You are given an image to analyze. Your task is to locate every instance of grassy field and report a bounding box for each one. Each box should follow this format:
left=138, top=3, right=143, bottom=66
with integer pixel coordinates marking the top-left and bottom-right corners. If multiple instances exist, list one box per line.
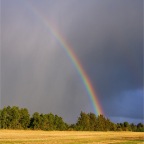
left=0, top=130, right=144, bottom=144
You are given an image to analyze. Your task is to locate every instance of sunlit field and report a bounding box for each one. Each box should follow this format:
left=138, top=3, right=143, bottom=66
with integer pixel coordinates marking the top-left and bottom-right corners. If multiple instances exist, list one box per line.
left=0, top=130, right=144, bottom=144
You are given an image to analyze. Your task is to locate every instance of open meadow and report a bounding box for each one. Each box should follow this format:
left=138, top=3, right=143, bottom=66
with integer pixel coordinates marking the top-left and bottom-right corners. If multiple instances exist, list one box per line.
left=0, top=130, right=143, bottom=144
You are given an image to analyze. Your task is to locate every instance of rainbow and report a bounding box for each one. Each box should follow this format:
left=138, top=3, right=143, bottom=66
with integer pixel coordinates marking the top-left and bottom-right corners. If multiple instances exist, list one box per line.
left=29, top=4, right=104, bottom=115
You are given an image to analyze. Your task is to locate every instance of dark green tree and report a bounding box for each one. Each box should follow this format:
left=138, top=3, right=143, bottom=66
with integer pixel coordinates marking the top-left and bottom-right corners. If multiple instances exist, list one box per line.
left=39, top=114, right=49, bottom=130
left=10, top=106, right=20, bottom=129
left=0, top=106, right=143, bottom=132
left=19, top=108, right=30, bottom=129
left=76, top=111, right=90, bottom=131
left=137, top=123, right=144, bottom=132
left=0, top=106, right=13, bottom=129
left=95, top=115, right=106, bottom=131
left=54, top=115, right=67, bottom=130
left=88, top=113, right=97, bottom=131
left=123, top=122, right=131, bottom=131
left=47, top=113, right=55, bottom=130
left=0, top=107, right=8, bottom=129
left=30, top=112, right=41, bottom=130
left=130, top=123, right=137, bottom=131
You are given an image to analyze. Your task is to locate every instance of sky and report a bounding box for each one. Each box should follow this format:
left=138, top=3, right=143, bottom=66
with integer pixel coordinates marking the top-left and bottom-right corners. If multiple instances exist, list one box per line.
left=1, top=0, right=143, bottom=124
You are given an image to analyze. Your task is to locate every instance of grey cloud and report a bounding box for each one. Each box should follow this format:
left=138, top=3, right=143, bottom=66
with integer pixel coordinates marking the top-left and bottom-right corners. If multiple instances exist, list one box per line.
left=1, top=0, right=143, bottom=123
left=48, top=0, right=143, bottom=119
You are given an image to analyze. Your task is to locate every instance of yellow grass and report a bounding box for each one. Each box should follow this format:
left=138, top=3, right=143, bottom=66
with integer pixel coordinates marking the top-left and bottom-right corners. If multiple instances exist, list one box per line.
left=0, top=130, right=143, bottom=144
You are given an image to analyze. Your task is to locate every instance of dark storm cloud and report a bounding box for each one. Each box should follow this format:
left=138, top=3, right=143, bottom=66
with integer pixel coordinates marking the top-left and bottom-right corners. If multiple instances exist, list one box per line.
left=1, top=0, right=143, bottom=123
left=47, top=0, right=143, bottom=120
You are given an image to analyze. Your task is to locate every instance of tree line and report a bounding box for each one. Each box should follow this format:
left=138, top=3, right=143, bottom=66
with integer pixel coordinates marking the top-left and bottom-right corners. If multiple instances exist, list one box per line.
left=0, top=106, right=143, bottom=131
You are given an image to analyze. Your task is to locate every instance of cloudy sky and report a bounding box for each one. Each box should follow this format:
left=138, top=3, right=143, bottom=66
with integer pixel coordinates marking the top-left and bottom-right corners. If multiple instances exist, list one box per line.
left=1, top=0, right=143, bottom=124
